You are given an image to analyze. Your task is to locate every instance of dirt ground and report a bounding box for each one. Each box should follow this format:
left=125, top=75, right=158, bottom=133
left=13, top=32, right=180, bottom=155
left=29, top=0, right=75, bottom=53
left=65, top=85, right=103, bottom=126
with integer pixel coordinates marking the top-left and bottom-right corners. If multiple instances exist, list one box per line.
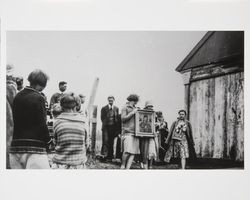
left=86, top=159, right=179, bottom=169
left=86, top=158, right=243, bottom=170
left=48, top=154, right=243, bottom=169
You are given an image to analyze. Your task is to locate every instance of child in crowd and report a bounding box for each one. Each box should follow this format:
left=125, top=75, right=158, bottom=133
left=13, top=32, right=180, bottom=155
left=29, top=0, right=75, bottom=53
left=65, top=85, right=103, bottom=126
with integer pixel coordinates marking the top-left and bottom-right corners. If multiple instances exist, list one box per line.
left=52, top=92, right=89, bottom=169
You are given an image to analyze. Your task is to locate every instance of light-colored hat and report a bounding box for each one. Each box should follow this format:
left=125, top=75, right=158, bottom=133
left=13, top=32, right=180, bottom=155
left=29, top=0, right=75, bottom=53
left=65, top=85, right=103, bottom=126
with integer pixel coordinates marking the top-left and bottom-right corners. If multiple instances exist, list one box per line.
left=6, top=64, right=14, bottom=76
left=145, top=100, right=153, bottom=108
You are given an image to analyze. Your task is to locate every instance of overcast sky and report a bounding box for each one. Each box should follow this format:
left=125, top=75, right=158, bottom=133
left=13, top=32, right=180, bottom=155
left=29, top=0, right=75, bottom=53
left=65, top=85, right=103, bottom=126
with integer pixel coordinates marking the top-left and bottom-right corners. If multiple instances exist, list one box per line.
left=7, top=31, right=206, bottom=129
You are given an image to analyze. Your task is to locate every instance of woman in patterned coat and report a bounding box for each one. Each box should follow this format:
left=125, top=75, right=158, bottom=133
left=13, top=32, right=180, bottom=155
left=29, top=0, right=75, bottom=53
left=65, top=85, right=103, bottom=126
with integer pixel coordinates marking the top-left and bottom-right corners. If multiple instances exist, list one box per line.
left=164, top=110, right=196, bottom=169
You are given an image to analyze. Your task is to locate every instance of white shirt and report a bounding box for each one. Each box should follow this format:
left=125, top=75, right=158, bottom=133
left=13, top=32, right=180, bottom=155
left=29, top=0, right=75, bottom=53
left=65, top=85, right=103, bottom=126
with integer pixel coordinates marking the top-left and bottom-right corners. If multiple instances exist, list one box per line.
left=108, top=104, right=113, bottom=110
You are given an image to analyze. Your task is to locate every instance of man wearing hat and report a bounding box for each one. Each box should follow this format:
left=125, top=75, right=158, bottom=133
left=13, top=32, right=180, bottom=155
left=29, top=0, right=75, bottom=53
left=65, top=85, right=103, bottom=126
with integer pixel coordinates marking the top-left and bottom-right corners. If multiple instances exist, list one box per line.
left=100, top=96, right=119, bottom=161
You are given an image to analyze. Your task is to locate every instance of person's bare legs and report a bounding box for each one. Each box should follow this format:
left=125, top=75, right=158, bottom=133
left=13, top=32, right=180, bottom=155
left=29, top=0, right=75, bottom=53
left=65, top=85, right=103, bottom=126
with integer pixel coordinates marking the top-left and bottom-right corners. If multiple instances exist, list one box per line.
left=181, top=158, right=186, bottom=169
left=121, top=152, right=129, bottom=169
left=149, top=158, right=154, bottom=169
left=143, top=163, right=148, bottom=169
left=126, top=154, right=135, bottom=169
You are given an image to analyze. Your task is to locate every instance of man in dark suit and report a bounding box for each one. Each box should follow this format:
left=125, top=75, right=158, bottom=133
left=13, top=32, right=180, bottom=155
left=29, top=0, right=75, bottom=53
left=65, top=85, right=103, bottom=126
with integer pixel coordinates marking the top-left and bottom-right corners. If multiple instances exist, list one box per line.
left=101, top=96, right=119, bottom=161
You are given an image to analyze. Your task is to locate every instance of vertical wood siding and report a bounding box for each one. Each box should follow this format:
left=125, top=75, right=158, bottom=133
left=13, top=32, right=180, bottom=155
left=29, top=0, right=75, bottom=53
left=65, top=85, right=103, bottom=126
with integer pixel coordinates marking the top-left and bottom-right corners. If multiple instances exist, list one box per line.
left=189, top=72, right=244, bottom=161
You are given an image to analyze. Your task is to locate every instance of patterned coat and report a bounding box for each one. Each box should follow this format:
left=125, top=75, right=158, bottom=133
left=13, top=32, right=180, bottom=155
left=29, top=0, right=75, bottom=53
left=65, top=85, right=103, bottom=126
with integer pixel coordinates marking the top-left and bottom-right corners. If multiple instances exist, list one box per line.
left=165, top=119, right=196, bottom=161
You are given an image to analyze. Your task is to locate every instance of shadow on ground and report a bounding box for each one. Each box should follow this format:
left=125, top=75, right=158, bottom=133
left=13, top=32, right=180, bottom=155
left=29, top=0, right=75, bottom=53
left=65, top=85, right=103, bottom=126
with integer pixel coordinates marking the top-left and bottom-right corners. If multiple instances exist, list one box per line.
left=86, top=157, right=244, bottom=170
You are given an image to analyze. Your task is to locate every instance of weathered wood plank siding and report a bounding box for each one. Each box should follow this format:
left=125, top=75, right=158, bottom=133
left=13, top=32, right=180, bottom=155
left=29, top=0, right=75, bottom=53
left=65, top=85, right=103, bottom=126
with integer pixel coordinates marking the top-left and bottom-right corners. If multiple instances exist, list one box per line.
left=189, top=72, right=244, bottom=161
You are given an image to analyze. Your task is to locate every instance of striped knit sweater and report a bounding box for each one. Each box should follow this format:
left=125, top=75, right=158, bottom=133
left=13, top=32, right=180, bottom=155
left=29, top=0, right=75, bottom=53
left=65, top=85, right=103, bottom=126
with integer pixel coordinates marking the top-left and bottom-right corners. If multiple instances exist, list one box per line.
left=52, top=112, right=88, bottom=166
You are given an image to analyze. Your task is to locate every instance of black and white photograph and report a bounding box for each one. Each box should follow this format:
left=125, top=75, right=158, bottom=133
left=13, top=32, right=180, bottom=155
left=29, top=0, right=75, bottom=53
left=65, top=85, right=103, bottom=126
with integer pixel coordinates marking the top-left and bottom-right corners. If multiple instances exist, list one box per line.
left=1, top=1, right=250, bottom=200
left=6, top=31, right=244, bottom=170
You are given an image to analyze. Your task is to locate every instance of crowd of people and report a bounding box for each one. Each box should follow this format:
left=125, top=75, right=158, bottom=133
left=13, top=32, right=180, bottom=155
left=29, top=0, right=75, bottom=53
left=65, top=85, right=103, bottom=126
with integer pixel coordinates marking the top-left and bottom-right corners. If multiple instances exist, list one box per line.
left=6, top=67, right=196, bottom=170
left=101, top=95, right=196, bottom=169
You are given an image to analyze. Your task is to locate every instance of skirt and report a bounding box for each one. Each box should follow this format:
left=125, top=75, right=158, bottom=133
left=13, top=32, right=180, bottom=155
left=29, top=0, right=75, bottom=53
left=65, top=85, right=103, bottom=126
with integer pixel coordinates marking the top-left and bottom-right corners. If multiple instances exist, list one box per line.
left=121, top=133, right=140, bottom=155
left=164, top=135, right=189, bottom=162
left=140, top=137, right=157, bottom=162
left=148, top=138, right=157, bottom=160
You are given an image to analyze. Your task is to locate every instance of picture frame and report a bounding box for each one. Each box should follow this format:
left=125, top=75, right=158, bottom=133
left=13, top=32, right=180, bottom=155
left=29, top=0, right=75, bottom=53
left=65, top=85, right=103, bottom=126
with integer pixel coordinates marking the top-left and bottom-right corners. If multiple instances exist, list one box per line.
left=135, top=109, right=155, bottom=137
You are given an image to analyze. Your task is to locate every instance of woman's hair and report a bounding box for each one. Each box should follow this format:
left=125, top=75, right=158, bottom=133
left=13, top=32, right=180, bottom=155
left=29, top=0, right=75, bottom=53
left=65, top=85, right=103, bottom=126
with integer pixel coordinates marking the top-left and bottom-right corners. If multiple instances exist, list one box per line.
left=127, top=94, right=139, bottom=102
left=60, top=92, right=78, bottom=109
left=59, top=81, right=67, bottom=86
left=75, top=95, right=82, bottom=112
left=178, top=109, right=187, bottom=115
left=28, top=69, right=49, bottom=87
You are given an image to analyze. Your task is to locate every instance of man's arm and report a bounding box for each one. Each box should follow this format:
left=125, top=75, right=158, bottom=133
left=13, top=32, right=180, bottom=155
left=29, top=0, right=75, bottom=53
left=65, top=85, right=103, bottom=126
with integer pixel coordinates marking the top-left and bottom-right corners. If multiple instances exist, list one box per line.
left=100, top=106, right=106, bottom=123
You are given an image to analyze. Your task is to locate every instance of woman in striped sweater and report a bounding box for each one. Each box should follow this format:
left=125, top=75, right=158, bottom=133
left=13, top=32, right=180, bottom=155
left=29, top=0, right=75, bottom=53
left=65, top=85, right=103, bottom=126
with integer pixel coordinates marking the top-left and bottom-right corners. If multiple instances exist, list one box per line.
left=52, top=92, right=89, bottom=169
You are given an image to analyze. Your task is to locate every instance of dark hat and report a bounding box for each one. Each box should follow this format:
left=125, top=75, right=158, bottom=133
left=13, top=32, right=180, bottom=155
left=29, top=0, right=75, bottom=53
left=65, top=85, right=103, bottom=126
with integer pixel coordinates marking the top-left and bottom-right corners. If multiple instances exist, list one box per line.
left=127, top=94, right=139, bottom=102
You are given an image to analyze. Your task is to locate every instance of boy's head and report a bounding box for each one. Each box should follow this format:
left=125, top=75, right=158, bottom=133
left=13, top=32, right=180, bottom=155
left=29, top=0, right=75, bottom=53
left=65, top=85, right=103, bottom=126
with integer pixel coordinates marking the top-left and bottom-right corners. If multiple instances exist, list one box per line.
left=60, top=92, right=77, bottom=110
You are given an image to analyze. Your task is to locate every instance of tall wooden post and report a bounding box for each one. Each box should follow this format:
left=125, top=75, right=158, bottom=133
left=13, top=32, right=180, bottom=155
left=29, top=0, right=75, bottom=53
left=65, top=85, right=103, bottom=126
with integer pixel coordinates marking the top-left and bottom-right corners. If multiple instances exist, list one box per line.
left=89, top=105, right=97, bottom=158
left=87, top=78, right=99, bottom=163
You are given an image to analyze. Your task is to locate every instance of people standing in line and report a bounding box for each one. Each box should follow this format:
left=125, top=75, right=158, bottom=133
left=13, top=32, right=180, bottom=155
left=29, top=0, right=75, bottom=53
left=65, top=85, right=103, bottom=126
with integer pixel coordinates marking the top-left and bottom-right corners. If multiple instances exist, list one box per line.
left=164, top=110, right=196, bottom=169
left=49, top=81, right=67, bottom=110
left=155, top=111, right=169, bottom=162
left=100, top=96, right=119, bottom=161
left=9, top=69, right=52, bottom=169
left=139, top=101, right=158, bottom=169
left=120, top=94, right=140, bottom=169
left=52, top=92, right=89, bottom=169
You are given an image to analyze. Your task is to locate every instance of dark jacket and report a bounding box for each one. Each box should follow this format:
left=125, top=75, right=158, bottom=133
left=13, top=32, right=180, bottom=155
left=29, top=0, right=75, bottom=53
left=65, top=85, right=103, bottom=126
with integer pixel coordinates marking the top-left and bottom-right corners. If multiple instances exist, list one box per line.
left=101, top=105, right=119, bottom=130
left=9, top=87, right=50, bottom=154
left=165, top=119, right=196, bottom=159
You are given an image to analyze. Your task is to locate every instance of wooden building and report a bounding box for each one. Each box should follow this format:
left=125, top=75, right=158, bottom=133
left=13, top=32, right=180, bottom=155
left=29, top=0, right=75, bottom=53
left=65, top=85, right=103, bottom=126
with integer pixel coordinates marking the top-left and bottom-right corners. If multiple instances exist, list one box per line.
left=176, top=31, right=244, bottom=162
